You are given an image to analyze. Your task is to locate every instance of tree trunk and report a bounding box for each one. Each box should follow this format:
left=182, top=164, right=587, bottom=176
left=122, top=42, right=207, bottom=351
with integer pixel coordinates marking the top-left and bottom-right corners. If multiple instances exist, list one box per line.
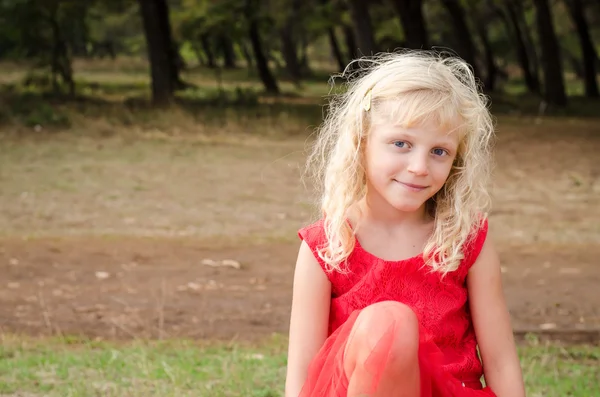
left=533, top=0, right=567, bottom=106
left=318, top=0, right=346, bottom=70
left=240, top=40, right=254, bottom=68
left=299, top=27, right=311, bottom=75
left=172, top=41, right=187, bottom=81
left=514, top=1, right=541, bottom=93
left=440, top=0, right=479, bottom=78
left=246, top=0, right=279, bottom=94
left=347, top=0, right=377, bottom=56
left=328, top=27, right=346, bottom=71
left=200, top=34, right=216, bottom=68
left=280, top=0, right=303, bottom=82
left=390, top=0, right=429, bottom=49
left=564, top=0, right=599, bottom=97
left=500, top=2, right=540, bottom=93
left=153, top=0, right=184, bottom=90
left=475, top=19, right=497, bottom=92
left=343, top=24, right=358, bottom=60
left=139, top=0, right=176, bottom=105
left=220, top=34, right=237, bottom=69
left=280, top=33, right=300, bottom=82
left=48, top=3, right=74, bottom=96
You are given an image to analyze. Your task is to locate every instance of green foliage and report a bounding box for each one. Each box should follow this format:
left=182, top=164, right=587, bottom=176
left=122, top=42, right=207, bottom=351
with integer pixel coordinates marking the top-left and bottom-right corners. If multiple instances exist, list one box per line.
left=87, top=1, right=144, bottom=56
left=0, top=0, right=84, bottom=94
left=173, top=0, right=246, bottom=49
left=19, top=101, right=71, bottom=128
left=1, top=87, right=71, bottom=128
left=0, top=0, right=82, bottom=57
left=0, top=0, right=598, bottom=102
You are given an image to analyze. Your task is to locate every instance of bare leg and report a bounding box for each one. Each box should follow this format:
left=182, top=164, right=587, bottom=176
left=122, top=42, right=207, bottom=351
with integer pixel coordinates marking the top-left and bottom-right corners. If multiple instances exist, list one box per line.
left=343, top=301, right=420, bottom=397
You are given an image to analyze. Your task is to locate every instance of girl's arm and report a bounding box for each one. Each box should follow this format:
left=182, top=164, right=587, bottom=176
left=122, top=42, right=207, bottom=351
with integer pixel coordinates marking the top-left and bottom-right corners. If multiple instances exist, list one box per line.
left=285, top=241, right=331, bottom=397
left=467, top=235, right=526, bottom=397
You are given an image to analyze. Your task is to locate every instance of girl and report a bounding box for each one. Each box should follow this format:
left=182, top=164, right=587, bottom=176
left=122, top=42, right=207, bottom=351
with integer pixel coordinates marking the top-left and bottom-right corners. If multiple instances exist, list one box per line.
left=285, top=51, right=526, bottom=397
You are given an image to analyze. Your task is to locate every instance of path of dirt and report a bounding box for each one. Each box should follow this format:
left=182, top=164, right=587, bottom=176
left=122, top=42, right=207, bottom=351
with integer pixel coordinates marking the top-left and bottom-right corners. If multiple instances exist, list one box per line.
left=1, top=236, right=598, bottom=344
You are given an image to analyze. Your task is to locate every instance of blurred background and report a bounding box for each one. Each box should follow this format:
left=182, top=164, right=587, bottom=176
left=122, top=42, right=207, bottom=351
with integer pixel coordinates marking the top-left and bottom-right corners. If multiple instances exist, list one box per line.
left=0, top=0, right=598, bottom=396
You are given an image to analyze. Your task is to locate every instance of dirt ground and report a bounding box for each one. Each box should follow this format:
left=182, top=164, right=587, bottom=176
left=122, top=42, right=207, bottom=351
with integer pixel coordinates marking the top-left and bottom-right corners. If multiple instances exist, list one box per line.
left=0, top=117, right=599, bottom=344
left=1, top=237, right=599, bottom=344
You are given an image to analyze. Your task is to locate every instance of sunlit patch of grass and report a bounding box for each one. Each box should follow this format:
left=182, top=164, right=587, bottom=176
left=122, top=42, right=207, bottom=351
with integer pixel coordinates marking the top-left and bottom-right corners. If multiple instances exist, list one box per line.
left=519, top=335, right=600, bottom=396
left=0, top=334, right=289, bottom=397
left=0, top=333, right=597, bottom=396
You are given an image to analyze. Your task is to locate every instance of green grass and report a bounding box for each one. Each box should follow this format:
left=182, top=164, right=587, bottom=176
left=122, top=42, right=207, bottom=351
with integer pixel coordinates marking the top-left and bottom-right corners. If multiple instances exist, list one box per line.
left=0, top=335, right=598, bottom=396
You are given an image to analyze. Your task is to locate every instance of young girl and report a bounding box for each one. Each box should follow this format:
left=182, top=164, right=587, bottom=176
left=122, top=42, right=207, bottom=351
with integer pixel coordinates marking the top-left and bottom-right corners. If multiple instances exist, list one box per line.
left=285, top=51, right=526, bottom=397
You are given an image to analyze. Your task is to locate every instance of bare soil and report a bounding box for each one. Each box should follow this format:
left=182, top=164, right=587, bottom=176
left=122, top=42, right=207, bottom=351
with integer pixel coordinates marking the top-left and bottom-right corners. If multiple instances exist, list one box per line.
left=0, top=116, right=598, bottom=344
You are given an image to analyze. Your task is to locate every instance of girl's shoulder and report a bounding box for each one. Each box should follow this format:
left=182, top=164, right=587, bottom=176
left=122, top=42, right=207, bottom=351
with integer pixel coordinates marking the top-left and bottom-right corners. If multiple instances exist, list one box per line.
left=297, top=218, right=327, bottom=247
left=460, top=217, right=489, bottom=272
left=297, top=218, right=329, bottom=271
left=297, top=218, right=363, bottom=293
left=297, top=218, right=351, bottom=275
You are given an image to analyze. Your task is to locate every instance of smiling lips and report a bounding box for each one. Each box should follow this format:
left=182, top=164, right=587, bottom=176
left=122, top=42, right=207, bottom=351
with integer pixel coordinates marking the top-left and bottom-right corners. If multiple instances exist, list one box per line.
left=395, top=180, right=428, bottom=192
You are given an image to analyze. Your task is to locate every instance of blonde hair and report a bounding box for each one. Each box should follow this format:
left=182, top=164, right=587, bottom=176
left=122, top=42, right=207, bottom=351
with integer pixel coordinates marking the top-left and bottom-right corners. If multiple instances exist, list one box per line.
left=306, top=50, right=494, bottom=275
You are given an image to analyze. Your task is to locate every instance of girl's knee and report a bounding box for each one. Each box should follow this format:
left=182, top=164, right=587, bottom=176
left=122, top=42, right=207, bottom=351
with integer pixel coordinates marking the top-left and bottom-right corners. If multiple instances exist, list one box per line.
left=346, top=301, right=420, bottom=366
left=359, top=301, right=419, bottom=332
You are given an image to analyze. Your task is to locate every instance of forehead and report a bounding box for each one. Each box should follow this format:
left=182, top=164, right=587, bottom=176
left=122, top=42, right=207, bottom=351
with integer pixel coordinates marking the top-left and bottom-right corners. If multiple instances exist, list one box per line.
left=370, top=119, right=460, bottom=146
left=369, top=94, right=467, bottom=140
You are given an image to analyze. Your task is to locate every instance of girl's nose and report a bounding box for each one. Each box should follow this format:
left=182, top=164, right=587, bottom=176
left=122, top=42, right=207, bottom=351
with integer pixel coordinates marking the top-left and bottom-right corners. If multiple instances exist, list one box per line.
left=407, top=152, right=429, bottom=176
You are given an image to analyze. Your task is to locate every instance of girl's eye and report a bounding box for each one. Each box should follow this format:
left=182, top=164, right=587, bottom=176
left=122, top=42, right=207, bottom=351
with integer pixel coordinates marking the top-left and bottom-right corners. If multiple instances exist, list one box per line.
left=393, top=141, right=407, bottom=148
left=432, top=148, right=448, bottom=156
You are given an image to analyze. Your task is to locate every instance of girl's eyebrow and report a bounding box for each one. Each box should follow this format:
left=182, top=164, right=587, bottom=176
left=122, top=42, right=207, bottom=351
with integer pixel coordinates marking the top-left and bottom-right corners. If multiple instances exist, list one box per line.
left=435, top=138, right=458, bottom=148
left=381, top=128, right=458, bottom=147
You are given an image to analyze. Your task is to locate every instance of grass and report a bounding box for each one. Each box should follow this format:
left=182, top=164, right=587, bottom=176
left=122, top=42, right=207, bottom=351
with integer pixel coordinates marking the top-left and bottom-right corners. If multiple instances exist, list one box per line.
left=0, top=335, right=288, bottom=397
left=0, top=334, right=598, bottom=396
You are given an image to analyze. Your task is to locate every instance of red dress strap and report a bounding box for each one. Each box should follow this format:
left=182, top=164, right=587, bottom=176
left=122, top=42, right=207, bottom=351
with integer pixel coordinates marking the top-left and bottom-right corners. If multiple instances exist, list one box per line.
left=298, top=219, right=334, bottom=277
left=462, top=218, right=489, bottom=271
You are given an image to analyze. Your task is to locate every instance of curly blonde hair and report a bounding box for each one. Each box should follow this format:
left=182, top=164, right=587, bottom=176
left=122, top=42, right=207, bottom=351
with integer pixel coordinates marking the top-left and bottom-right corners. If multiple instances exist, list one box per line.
left=305, top=50, right=494, bottom=275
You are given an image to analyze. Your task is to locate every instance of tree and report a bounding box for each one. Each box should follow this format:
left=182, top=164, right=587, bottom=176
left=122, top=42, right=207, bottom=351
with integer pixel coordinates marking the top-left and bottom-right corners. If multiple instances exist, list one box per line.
left=564, top=0, right=599, bottom=97
left=496, top=1, right=540, bottom=93
left=245, top=0, right=279, bottom=94
left=219, top=34, right=237, bottom=69
left=319, top=0, right=347, bottom=71
left=46, top=0, right=76, bottom=96
left=471, top=2, right=499, bottom=91
left=440, top=0, right=480, bottom=78
left=200, top=33, right=216, bottom=68
left=347, top=0, right=377, bottom=56
left=279, top=0, right=303, bottom=83
left=138, top=0, right=179, bottom=105
left=343, top=24, right=358, bottom=60
left=0, top=0, right=80, bottom=95
left=327, top=25, right=346, bottom=71
left=390, top=0, right=429, bottom=49
left=516, top=2, right=541, bottom=90
left=533, top=0, right=567, bottom=106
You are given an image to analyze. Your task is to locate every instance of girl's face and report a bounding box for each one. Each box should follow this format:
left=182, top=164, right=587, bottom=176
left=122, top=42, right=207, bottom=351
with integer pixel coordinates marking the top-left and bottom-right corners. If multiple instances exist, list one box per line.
left=363, top=117, right=459, bottom=215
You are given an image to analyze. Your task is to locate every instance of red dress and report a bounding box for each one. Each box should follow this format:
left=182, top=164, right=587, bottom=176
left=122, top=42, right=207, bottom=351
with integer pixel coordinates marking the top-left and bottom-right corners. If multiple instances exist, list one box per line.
left=297, top=219, right=497, bottom=397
